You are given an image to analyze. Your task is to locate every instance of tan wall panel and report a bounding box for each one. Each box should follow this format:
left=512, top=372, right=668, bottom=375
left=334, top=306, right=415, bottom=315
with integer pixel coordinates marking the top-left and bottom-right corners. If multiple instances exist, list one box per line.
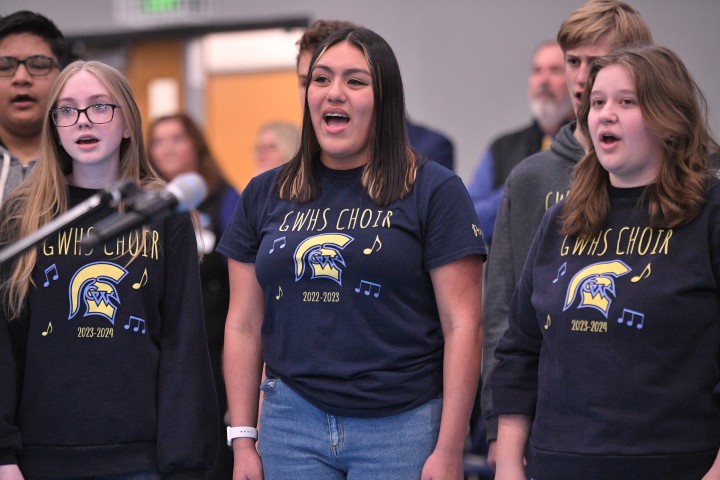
left=205, top=70, right=302, bottom=191
left=125, top=40, right=184, bottom=141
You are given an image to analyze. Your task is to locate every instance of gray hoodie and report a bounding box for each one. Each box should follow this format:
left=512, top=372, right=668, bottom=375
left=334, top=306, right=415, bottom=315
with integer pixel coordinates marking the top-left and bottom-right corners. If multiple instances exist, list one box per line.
left=480, top=121, right=584, bottom=441
left=0, top=144, right=36, bottom=206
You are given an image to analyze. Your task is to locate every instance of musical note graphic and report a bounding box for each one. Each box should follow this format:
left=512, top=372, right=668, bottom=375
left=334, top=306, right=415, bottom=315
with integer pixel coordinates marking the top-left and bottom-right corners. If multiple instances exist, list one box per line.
left=363, top=235, right=382, bottom=255
left=275, top=286, right=283, bottom=300
left=132, top=268, right=148, bottom=289
left=269, top=236, right=286, bottom=254
left=354, top=280, right=381, bottom=298
left=552, top=262, right=567, bottom=283
left=618, top=308, right=645, bottom=329
left=544, top=315, right=551, bottom=330
left=630, top=263, right=651, bottom=283
left=124, top=316, right=146, bottom=334
left=43, top=264, right=59, bottom=287
left=42, top=322, right=53, bottom=336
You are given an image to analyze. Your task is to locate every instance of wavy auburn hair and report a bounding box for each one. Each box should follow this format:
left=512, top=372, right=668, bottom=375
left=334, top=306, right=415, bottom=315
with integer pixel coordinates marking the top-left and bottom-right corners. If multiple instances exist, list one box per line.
left=563, top=45, right=719, bottom=239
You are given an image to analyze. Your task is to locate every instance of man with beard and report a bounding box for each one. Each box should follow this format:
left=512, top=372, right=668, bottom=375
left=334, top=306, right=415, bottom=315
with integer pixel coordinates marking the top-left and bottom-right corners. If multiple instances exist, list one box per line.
left=0, top=11, right=70, bottom=206
left=467, top=40, right=572, bottom=245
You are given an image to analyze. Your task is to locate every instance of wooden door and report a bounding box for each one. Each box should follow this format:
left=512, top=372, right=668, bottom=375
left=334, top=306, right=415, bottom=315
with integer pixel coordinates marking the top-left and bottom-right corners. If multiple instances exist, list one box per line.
left=125, top=39, right=184, bottom=141
left=119, top=37, right=302, bottom=192
left=204, top=69, right=302, bottom=191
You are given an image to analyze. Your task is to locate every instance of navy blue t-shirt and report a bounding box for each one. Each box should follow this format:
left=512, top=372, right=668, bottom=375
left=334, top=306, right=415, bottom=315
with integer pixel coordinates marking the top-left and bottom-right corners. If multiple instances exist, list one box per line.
left=217, top=160, right=486, bottom=417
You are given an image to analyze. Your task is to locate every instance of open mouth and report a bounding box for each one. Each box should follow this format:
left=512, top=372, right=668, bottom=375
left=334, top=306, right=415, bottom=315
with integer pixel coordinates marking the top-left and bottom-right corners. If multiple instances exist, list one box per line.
left=77, top=137, right=99, bottom=145
left=324, top=112, right=349, bottom=127
left=599, top=133, right=619, bottom=145
left=11, top=94, right=34, bottom=105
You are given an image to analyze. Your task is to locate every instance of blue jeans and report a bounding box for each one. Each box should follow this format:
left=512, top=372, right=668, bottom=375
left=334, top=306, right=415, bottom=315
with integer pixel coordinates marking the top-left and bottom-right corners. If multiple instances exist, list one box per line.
left=258, top=378, right=442, bottom=479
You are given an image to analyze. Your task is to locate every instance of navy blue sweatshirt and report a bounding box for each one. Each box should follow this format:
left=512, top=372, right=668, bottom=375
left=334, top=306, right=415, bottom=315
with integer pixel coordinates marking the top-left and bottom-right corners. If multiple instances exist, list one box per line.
left=0, top=186, right=219, bottom=478
left=493, top=182, right=720, bottom=479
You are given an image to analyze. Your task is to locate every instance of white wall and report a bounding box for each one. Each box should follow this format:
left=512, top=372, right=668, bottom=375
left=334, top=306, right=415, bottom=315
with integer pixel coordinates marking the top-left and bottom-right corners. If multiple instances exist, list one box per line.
left=3, top=0, right=719, bottom=182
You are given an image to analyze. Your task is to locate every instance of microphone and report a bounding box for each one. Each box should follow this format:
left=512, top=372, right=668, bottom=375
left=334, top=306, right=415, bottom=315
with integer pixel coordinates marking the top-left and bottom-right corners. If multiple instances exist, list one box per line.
left=81, top=172, right=208, bottom=248
left=0, top=178, right=140, bottom=264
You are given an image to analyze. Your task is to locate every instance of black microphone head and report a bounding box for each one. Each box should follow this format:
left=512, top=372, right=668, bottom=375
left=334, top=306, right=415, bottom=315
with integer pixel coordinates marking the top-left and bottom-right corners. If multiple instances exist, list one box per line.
left=79, top=173, right=208, bottom=249
left=167, top=172, right=208, bottom=212
left=108, top=178, right=142, bottom=206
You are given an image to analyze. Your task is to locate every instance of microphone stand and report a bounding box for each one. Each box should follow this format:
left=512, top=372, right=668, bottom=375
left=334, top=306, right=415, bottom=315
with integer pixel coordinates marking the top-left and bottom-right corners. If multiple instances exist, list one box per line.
left=0, top=179, right=139, bottom=265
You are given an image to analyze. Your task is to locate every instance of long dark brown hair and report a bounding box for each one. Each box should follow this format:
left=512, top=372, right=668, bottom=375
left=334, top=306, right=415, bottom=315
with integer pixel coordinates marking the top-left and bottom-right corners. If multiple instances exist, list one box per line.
left=277, top=27, right=417, bottom=207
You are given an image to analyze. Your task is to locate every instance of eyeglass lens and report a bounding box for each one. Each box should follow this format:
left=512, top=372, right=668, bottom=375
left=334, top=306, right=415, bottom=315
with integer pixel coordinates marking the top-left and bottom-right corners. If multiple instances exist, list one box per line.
left=52, top=104, right=118, bottom=127
left=0, top=56, right=58, bottom=77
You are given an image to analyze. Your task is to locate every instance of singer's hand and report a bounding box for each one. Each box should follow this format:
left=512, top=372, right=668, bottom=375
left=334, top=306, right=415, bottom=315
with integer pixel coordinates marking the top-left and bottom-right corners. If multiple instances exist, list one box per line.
left=232, top=440, right=263, bottom=480
left=0, top=464, right=24, bottom=480
left=487, top=441, right=497, bottom=469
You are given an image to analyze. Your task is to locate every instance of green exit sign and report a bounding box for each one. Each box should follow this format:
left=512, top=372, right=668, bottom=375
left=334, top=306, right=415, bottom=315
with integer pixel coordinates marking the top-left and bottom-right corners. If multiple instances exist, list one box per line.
left=115, top=0, right=212, bottom=23
left=143, top=0, right=181, bottom=14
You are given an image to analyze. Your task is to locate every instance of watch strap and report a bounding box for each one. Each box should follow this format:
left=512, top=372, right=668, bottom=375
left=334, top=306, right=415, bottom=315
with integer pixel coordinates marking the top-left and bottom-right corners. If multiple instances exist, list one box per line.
left=226, top=426, right=258, bottom=446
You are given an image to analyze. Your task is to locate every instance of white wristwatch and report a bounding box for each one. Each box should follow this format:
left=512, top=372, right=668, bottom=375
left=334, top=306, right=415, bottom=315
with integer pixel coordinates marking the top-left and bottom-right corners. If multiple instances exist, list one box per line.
left=226, top=426, right=258, bottom=446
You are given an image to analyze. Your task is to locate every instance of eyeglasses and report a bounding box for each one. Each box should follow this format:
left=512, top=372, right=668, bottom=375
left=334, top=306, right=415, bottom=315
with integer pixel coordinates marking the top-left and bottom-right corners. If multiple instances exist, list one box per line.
left=0, top=55, right=60, bottom=77
left=51, top=103, right=121, bottom=127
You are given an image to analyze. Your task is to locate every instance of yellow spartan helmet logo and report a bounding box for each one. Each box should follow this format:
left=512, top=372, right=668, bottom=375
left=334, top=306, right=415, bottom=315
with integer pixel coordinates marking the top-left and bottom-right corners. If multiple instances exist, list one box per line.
left=563, top=260, right=630, bottom=317
left=294, top=233, right=353, bottom=285
left=68, top=262, right=128, bottom=324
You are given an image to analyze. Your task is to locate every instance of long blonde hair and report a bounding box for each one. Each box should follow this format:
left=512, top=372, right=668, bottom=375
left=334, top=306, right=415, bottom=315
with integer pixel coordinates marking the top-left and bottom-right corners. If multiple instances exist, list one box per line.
left=0, top=61, right=162, bottom=320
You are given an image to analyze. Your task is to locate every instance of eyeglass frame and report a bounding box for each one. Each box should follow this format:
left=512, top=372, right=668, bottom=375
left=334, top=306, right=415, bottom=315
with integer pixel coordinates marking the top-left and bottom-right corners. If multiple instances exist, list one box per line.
left=50, top=103, right=122, bottom=127
left=0, top=55, right=60, bottom=77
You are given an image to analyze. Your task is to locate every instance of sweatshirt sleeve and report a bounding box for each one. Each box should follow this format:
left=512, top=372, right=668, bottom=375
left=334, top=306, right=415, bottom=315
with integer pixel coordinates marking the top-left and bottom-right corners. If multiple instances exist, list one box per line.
left=0, top=310, right=21, bottom=465
left=490, top=216, right=546, bottom=418
left=479, top=176, right=518, bottom=442
left=156, top=213, right=219, bottom=478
